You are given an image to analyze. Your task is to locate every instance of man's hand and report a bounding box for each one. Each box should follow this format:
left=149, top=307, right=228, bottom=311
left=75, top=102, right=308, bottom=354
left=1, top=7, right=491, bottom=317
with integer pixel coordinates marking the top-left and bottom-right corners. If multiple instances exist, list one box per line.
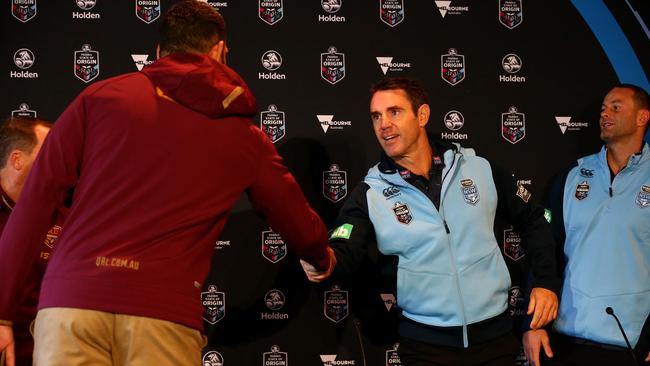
left=528, top=287, right=558, bottom=329
left=645, top=351, right=649, bottom=363
left=300, top=247, right=337, bottom=283
left=523, top=329, right=553, bottom=366
left=0, top=325, right=15, bottom=366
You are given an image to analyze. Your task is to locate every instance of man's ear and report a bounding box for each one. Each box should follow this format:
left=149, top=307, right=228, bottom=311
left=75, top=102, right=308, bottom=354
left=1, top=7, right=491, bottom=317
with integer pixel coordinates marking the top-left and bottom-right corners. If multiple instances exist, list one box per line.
left=637, top=109, right=650, bottom=126
left=208, top=40, right=227, bottom=64
left=417, top=104, right=430, bottom=127
left=8, top=150, right=23, bottom=171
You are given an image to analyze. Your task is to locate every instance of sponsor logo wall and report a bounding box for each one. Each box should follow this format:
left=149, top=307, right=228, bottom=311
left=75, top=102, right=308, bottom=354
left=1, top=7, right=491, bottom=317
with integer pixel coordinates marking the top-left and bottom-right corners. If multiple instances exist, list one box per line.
left=2, top=1, right=648, bottom=365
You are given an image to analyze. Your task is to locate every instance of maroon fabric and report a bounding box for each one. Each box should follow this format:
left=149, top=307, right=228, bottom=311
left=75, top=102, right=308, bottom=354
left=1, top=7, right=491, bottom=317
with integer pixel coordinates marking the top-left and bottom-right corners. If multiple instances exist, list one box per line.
left=0, top=53, right=329, bottom=331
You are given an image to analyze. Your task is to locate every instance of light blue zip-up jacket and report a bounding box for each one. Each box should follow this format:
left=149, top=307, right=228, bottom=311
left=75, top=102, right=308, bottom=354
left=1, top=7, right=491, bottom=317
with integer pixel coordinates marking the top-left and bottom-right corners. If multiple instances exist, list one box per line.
left=550, top=143, right=650, bottom=348
left=330, top=141, right=559, bottom=347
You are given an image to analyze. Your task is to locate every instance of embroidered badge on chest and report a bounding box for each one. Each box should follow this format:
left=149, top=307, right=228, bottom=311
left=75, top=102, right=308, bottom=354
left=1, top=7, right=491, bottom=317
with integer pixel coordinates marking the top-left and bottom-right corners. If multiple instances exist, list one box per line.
left=574, top=181, right=590, bottom=201
left=460, top=178, right=480, bottom=205
left=636, top=185, right=650, bottom=208
left=392, top=201, right=412, bottom=225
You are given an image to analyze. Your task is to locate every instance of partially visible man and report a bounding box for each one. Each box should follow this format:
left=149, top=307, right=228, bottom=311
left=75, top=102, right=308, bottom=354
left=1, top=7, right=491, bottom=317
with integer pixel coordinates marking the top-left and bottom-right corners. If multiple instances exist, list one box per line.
left=0, top=117, right=63, bottom=366
left=303, top=77, right=560, bottom=366
left=524, top=84, right=650, bottom=366
left=0, top=2, right=334, bottom=366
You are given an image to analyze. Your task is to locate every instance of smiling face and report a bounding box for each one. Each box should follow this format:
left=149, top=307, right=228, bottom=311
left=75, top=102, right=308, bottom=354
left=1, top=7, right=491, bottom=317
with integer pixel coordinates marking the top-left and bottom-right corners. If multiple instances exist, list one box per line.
left=599, top=87, right=648, bottom=144
left=370, top=89, right=430, bottom=161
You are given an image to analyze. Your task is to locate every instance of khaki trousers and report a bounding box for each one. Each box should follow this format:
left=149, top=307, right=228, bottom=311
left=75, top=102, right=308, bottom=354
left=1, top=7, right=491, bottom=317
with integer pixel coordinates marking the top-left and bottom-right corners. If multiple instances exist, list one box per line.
left=33, top=308, right=206, bottom=366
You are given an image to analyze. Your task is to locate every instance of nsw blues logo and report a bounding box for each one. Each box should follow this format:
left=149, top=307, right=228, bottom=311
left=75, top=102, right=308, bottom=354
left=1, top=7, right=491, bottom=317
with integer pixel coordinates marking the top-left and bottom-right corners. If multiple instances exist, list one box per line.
left=324, top=285, right=349, bottom=323
left=259, top=0, right=283, bottom=25
left=321, top=46, right=345, bottom=85
left=379, top=0, right=404, bottom=27
left=262, top=229, right=287, bottom=263
left=260, top=104, right=286, bottom=143
left=636, top=185, right=650, bottom=208
left=135, top=0, right=160, bottom=24
left=74, top=44, right=100, bottom=83
left=574, top=181, right=589, bottom=201
left=499, top=0, right=523, bottom=29
left=392, top=201, right=412, bottom=224
left=323, top=164, right=347, bottom=203
left=12, top=0, right=37, bottom=23
left=201, top=285, right=225, bottom=324
left=441, top=48, right=465, bottom=86
left=460, top=178, right=480, bottom=205
left=501, top=106, right=525, bottom=144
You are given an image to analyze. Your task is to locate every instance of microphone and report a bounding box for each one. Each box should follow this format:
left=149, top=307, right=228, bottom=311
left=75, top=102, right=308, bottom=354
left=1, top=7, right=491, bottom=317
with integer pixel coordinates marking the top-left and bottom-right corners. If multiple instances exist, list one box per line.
left=605, top=307, right=638, bottom=365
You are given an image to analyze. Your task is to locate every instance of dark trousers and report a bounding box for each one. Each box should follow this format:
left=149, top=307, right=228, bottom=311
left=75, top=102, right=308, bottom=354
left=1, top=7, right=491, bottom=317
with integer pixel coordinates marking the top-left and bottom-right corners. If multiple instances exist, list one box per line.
left=398, top=332, right=520, bottom=366
left=540, top=334, right=640, bottom=366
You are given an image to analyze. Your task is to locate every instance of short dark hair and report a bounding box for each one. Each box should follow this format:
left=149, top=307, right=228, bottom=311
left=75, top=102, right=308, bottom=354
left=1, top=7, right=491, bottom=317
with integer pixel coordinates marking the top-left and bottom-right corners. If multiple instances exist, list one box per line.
left=370, top=77, right=429, bottom=114
left=159, top=0, right=226, bottom=56
left=0, top=117, right=52, bottom=169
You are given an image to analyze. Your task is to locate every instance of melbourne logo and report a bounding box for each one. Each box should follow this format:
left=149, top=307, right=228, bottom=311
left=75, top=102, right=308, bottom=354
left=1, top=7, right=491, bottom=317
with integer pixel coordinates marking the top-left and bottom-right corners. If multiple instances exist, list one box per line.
left=13, top=48, right=34, bottom=69
left=323, top=164, right=348, bottom=203
left=380, top=293, right=396, bottom=311
left=131, top=54, right=153, bottom=71
left=263, top=346, right=288, bottom=366
left=260, top=104, right=286, bottom=143
left=202, top=350, right=224, bottom=366
left=198, top=0, right=228, bottom=9
left=74, top=44, right=100, bottom=83
left=386, top=343, right=402, bottom=365
left=201, top=285, right=225, bottom=324
left=501, top=106, right=525, bottom=144
left=321, top=46, right=345, bottom=85
left=499, top=0, right=522, bottom=29
left=555, top=116, right=588, bottom=134
left=12, top=0, right=37, bottom=23
left=379, top=0, right=404, bottom=27
left=460, top=178, right=480, bottom=205
left=320, top=354, right=356, bottom=366
left=261, top=228, right=287, bottom=263
left=392, top=201, right=412, bottom=224
left=259, top=0, right=283, bottom=25
left=12, top=103, right=37, bottom=118
left=636, top=185, right=650, bottom=208
left=435, top=1, right=469, bottom=18
left=135, top=0, right=160, bottom=23
left=324, top=285, right=349, bottom=323
left=441, top=48, right=465, bottom=86
left=376, top=56, right=411, bottom=75
left=503, top=228, right=525, bottom=261
left=260, top=50, right=286, bottom=80
left=574, top=181, right=590, bottom=201
left=316, top=114, right=351, bottom=133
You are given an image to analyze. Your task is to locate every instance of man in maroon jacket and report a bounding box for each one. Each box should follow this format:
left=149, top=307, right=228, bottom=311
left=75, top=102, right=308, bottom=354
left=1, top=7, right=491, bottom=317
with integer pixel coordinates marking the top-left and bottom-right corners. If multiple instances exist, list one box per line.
left=0, top=117, right=60, bottom=366
left=0, top=2, right=335, bottom=365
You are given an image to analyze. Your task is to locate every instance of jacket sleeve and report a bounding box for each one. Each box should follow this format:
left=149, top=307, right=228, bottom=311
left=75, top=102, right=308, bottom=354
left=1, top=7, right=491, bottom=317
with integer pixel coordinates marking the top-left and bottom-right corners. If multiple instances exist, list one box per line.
left=0, top=93, right=86, bottom=322
left=490, top=162, right=561, bottom=295
left=246, top=127, right=330, bottom=271
left=328, top=182, right=376, bottom=278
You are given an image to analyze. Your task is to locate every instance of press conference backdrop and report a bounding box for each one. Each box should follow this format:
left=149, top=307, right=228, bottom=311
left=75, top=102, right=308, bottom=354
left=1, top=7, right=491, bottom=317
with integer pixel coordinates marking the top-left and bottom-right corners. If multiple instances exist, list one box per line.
left=2, top=0, right=650, bottom=365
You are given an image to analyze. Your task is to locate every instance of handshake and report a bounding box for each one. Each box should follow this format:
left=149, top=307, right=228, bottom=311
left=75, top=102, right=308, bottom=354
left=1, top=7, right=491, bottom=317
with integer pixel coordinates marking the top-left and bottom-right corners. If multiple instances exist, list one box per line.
left=300, top=247, right=337, bottom=283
